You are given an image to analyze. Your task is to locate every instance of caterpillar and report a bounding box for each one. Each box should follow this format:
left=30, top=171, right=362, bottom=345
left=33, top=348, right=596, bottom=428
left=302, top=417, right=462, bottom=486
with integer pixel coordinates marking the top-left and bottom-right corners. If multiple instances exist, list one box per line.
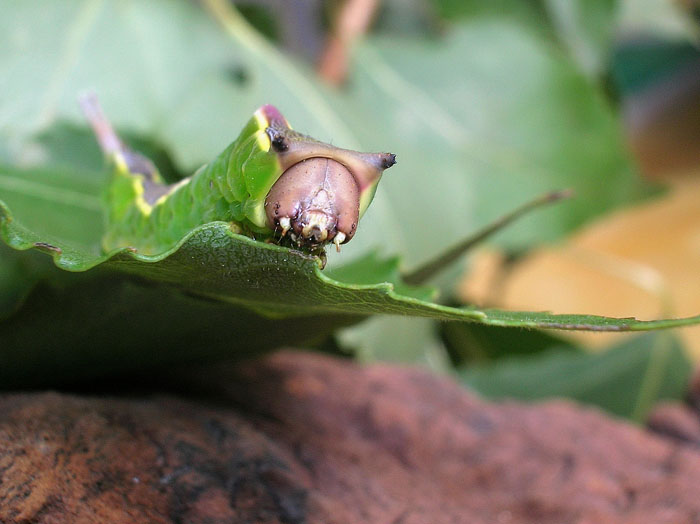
left=79, top=94, right=396, bottom=262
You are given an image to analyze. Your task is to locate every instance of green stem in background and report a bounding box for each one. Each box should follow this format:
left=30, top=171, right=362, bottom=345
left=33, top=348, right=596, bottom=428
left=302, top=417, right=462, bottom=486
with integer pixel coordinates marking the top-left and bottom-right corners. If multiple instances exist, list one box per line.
left=402, top=189, right=574, bottom=286
left=630, top=332, right=674, bottom=423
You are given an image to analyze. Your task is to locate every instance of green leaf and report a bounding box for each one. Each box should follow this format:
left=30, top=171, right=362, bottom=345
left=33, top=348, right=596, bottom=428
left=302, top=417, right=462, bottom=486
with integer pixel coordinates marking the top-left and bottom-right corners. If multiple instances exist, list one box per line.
left=0, top=164, right=103, bottom=253
left=340, top=316, right=454, bottom=371
left=0, top=204, right=478, bottom=319
left=341, top=23, right=654, bottom=260
left=617, top=0, right=699, bottom=42
left=460, top=332, right=692, bottom=421
left=0, top=272, right=361, bottom=388
left=0, top=0, right=355, bottom=166
left=543, top=0, right=617, bottom=77
left=3, top=191, right=700, bottom=330
left=473, top=309, right=700, bottom=331
left=0, top=243, right=60, bottom=319
left=431, top=0, right=618, bottom=77
left=431, top=0, right=549, bottom=28
left=33, top=122, right=186, bottom=183
left=440, top=321, right=580, bottom=365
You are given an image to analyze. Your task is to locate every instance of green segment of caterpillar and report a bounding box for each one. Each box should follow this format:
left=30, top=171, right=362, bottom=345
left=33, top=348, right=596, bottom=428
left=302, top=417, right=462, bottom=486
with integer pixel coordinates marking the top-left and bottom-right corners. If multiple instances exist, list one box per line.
left=80, top=94, right=396, bottom=259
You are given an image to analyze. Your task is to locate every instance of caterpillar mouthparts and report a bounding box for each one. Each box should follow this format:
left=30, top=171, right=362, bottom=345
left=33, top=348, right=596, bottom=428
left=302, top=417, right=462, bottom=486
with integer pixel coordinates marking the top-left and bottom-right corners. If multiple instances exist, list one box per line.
left=265, top=157, right=359, bottom=252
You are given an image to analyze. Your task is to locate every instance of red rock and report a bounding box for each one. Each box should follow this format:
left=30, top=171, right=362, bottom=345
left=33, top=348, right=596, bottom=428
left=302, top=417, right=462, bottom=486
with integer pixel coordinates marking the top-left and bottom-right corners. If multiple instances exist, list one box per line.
left=648, top=402, right=700, bottom=445
left=1, top=351, right=700, bottom=523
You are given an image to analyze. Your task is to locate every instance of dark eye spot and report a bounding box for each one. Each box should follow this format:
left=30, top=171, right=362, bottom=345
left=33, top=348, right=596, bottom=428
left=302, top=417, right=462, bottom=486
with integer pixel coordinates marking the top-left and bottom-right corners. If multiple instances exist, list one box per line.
left=266, top=128, right=289, bottom=152
left=271, top=135, right=288, bottom=152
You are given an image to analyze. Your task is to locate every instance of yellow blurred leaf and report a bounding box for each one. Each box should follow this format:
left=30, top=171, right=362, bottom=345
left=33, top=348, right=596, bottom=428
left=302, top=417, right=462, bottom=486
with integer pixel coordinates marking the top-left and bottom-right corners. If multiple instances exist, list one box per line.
left=460, top=178, right=700, bottom=357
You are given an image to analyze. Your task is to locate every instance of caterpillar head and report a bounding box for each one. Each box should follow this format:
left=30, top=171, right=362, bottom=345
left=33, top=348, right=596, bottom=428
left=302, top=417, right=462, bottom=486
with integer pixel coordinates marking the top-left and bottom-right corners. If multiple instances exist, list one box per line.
left=261, top=106, right=396, bottom=252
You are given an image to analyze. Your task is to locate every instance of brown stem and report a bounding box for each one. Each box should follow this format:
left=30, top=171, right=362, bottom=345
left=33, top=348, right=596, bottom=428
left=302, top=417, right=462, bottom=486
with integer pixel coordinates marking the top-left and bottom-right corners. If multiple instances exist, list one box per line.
left=317, top=0, right=381, bottom=85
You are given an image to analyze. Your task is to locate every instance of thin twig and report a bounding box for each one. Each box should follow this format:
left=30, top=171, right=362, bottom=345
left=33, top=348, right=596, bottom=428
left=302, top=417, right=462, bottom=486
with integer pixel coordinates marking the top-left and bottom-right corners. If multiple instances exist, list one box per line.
left=402, top=189, right=575, bottom=286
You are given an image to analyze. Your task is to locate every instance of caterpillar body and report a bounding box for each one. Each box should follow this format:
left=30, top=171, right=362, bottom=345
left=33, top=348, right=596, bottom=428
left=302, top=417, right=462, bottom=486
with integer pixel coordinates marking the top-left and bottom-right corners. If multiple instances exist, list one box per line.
left=80, top=94, right=396, bottom=260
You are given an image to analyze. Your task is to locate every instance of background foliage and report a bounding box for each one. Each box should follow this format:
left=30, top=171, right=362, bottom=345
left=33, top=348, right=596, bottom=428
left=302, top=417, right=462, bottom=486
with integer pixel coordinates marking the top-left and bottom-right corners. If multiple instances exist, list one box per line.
left=1, top=0, right=699, bottom=420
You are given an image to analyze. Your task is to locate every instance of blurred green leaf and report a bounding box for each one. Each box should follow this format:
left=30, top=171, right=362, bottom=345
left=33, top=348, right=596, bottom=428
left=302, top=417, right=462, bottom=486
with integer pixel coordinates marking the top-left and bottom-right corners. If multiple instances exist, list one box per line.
left=440, top=321, right=580, bottom=365
left=431, top=0, right=698, bottom=79
left=34, top=123, right=185, bottom=182
left=543, top=0, right=617, bottom=77
left=0, top=243, right=62, bottom=319
left=376, top=0, right=441, bottom=37
left=344, top=23, right=654, bottom=259
left=460, top=333, right=692, bottom=421
left=430, top=0, right=549, bottom=29
left=612, top=40, right=700, bottom=94
left=0, top=272, right=362, bottom=388
left=0, top=0, right=359, bottom=174
left=617, top=0, right=699, bottom=42
left=340, top=316, right=453, bottom=371
left=0, top=164, right=103, bottom=253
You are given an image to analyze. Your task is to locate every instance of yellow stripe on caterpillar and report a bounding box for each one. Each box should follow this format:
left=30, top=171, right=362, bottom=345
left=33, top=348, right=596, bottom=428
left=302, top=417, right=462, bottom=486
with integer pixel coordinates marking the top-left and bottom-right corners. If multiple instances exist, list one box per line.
left=133, top=179, right=152, bottom=216
left=151, top=178, right=191, bottom=208
left=255, top=129, right=270, bottom=152
left=253, top=108, right=271, bottom=152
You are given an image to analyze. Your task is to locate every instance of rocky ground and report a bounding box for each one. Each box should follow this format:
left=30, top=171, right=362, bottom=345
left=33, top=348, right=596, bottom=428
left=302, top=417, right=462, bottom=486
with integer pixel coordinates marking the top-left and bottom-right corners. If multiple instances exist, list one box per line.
left=1, top=351, right=700, bottom=524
